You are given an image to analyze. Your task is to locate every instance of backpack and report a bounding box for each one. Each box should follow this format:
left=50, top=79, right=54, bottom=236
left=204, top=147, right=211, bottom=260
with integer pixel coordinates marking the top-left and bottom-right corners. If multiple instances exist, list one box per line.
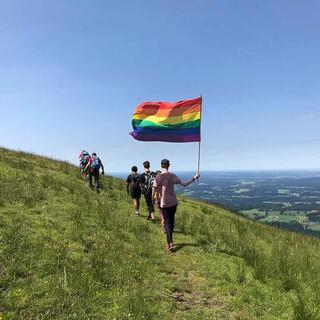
left=130, top=174, right=141, bottom=191
left=80, top=152, right=90, bottom=166
left=91, top=156, right=101, bottom=170
left=141, top=171, right=155, bottom=195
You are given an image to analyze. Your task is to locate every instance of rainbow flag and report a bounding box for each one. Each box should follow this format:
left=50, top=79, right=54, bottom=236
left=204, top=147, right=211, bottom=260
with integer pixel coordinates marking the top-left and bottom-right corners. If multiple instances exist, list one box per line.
left=130, top=97, right=202, bottom=143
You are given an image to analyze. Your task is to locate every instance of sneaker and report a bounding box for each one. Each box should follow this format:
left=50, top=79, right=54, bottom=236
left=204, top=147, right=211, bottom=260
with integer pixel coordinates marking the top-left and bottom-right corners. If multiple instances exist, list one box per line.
left=167, top=243, right=174, bottom=252
left=135, top=211, right=140, bottom=216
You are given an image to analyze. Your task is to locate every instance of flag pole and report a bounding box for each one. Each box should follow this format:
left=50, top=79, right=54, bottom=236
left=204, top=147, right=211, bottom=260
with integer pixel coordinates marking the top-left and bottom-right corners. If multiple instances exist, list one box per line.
left=196, top=95, right=202, bottom=191
left=197, top=141, right=201, bottom=174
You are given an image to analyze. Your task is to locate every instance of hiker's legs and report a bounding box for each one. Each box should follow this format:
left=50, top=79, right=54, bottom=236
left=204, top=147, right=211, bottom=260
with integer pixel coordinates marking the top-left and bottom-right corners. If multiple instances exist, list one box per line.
left=131, top=188, right=141, bottom=215
left=133, top=198, right=140, bottom=212
left=80, top=165, right=85, bottom=179
left=168, top=206, right=176, bottom=240
left=156, top=202, right=164, bottom=228
left=93, top=170, right=100, bottom=192
left=159, top=208, right=165, bottom=232
left=88, top=172, right=94, bottom=189
left=162, top=205, right=177, bottom=245
left=162, top=208, right=173, bottom=244
left=145, top=192, right=155, bottom=219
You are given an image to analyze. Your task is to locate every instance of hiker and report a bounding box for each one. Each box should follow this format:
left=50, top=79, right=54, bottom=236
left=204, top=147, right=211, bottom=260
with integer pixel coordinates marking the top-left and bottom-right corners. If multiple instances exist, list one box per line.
left=84, top=152, right=104, bottom=193
left=126, top=166, right=141, bottom=216
left=78, top=150, right=90, bottom=179
left=152, top=159, right=200, bottom=251
left=140, top=161, right=156, bottom=221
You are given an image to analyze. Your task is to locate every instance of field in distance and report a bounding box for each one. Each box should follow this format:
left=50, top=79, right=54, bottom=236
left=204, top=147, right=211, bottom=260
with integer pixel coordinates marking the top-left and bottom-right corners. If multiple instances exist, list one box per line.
left=175, top=171, right=320, bottom=236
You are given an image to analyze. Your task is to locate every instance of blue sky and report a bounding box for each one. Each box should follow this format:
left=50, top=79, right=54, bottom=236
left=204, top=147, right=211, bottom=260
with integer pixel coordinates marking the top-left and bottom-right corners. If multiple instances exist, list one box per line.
left=0, top=0, right=319, bottom=172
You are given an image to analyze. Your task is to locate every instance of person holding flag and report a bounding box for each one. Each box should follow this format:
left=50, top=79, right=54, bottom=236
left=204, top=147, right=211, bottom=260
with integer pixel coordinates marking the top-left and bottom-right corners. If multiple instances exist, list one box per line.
left=152, top=159, right=200, bottom=251
left=129, top=96, right=203, bottom=251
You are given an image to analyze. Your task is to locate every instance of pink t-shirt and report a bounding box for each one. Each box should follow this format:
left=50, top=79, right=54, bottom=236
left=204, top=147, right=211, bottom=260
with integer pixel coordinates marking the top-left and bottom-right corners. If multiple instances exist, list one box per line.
left=153, top=172, right=181, bottom=208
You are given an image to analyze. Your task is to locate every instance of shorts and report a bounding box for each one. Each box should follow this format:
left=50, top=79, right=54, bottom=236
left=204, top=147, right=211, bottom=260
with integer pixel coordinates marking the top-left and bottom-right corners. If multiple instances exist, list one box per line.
left=130, top=188, right=141, bottom=199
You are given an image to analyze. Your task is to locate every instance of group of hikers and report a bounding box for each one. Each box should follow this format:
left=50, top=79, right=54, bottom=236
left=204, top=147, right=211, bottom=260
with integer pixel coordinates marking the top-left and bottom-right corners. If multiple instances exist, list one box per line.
left=79, top=150, right=104, bottom=193
left=79, top=150, right=200, bottom=252
left=126, top=159, right=200, bottom=252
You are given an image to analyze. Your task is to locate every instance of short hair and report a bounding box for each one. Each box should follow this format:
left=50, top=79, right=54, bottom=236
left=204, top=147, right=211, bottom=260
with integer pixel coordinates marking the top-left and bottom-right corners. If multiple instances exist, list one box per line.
left=92, top=152, right=97, bottom=156
left=161, top=159, right=170, bottom=168
left=143, top=161, right=150, bottom=169
left=131, top=166, right=138, bottom=172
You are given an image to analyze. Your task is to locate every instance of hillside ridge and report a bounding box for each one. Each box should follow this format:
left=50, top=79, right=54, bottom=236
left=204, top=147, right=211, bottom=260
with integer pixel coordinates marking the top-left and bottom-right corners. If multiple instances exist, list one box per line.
left=1, top=147, right=320, bottom=319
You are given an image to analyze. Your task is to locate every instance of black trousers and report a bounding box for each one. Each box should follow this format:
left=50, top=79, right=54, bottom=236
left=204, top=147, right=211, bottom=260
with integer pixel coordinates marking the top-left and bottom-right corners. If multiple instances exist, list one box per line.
left=89, top=169, right=100, bottom=192
left=144, top=191, right=154, bottom=214
left=161, top=205, right=177, bottom=244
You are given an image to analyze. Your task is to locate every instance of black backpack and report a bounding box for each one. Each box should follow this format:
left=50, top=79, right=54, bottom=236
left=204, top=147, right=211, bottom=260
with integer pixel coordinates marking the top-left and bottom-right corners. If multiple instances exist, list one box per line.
left=141, top=171, right=155, bottom=194
left=130, top=174, right=141, bottom=191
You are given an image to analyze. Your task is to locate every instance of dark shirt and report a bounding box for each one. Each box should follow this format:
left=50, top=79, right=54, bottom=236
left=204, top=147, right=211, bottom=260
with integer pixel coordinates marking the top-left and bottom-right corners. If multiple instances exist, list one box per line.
left=127, top=173, right=141, bottom=191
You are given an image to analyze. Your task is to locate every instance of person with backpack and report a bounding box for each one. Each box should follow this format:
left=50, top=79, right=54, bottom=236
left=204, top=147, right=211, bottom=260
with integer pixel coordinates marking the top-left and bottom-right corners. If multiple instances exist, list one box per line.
left=84, top=152, right=104, bottom=193
left=126, top=166, right=141, bottom=216
left=152, top=159, right=200, bottom=252
left=78, top=150, right=90, bottom=179
left=140, top=161, right=156, bottom=221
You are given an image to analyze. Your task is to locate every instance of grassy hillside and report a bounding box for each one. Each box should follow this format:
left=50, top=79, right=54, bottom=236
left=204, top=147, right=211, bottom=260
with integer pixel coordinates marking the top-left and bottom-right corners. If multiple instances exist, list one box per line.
left=1, top=147, right=320, bottom=319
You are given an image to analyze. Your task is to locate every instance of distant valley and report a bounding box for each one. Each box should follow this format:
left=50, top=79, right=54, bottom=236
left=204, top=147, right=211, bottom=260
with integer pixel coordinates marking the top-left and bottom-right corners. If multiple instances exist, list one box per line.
left=175, top=171, right=320, bottom=236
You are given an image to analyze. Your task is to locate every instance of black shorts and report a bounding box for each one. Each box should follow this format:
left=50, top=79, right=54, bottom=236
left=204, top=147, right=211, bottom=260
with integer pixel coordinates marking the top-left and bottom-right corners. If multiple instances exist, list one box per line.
left=130, top=188, right=141, bottom=199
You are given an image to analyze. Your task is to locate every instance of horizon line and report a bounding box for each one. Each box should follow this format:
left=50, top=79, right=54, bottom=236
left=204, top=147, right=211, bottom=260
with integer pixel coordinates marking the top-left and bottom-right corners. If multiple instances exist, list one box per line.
left=110, top=168, right=320, bottom=174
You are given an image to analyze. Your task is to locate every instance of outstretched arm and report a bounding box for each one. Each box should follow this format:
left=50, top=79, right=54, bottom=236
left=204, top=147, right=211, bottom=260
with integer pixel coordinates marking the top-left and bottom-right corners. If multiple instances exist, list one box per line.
left=179, top=173, right=200, bottom=187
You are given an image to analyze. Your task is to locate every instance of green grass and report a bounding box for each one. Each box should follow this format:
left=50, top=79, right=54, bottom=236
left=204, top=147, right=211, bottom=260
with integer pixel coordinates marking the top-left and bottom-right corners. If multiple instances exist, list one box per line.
left=1, top=147, right=320, bottom=319
left=241, top=209, right=266, bottom=219
left=261, top=213, right=302, bottom=223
